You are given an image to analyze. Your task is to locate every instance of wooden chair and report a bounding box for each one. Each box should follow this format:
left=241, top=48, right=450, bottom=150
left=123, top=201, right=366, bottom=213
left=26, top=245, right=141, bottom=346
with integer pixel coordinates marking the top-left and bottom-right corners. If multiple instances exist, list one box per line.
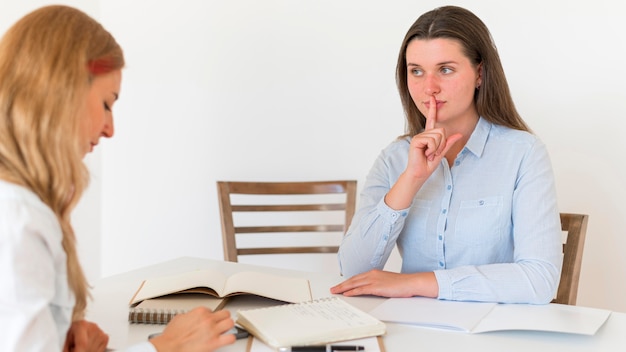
left=553, top=213, right=589, bottom=305
left=217, top=180, right=357, bottom=263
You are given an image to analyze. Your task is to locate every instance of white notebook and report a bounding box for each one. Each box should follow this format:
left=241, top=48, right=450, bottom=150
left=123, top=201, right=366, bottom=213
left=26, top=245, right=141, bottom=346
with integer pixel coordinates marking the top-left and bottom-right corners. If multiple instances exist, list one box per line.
left=237, top=296, right=386, bottom=348
left=369, top=297, right=611, bottom=335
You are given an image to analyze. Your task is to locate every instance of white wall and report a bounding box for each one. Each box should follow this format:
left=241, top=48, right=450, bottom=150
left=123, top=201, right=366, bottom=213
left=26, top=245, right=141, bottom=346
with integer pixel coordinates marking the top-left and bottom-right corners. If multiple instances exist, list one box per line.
left=3, top=0, right=625, bottom=313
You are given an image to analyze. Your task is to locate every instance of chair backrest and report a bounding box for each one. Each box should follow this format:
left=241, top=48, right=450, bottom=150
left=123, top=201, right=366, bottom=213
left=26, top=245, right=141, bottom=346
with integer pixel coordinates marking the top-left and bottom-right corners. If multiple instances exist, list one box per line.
left=217, top=180, right=357, bottom=263
left=553, top=213, right=589, bottom=305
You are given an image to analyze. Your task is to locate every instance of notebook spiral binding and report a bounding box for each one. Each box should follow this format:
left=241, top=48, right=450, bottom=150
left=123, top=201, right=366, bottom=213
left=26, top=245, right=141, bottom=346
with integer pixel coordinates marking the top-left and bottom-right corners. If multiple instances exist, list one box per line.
left=128, top=308, right=187, bottom=324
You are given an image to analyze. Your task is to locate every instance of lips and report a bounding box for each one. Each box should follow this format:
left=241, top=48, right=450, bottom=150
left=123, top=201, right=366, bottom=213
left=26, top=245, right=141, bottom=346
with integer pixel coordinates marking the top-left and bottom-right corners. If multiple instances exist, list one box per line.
left=425, top=100, right=444, bottom=109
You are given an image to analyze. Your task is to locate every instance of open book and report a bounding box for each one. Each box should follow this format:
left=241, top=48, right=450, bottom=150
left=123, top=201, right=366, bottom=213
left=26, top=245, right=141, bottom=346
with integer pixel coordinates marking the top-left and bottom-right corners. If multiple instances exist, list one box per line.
left=236, top=296, right=386, bottom=349
left=369, top=297, right=611, bottom=335
left=128, top=268, right=313, bottom=323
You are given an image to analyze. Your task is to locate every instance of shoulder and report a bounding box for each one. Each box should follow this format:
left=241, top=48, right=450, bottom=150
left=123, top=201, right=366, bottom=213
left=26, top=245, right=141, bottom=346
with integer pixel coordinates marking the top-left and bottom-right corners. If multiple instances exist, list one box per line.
left=374, top=136, right=412, bottom=165
left=488, top=123, right=544, bottom=149
left=0, top=180, right=60, bottom=241
left=381, top=136, right=411, bottom=154
left=484, top=123, right=552, bottom=170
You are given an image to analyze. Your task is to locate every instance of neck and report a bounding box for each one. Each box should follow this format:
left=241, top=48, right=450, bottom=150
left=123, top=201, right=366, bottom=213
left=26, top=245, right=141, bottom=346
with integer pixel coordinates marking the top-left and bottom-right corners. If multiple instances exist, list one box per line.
left=443, top=114, right=480, bottom=165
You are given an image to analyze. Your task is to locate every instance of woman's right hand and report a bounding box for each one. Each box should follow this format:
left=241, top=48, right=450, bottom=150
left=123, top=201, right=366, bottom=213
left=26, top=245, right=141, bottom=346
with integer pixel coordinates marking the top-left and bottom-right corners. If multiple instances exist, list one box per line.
left=385, top=95, right=462, bottom=210
left=150, top=307, right=236, bottom=352
left=407, top=95, right=462, bottom=178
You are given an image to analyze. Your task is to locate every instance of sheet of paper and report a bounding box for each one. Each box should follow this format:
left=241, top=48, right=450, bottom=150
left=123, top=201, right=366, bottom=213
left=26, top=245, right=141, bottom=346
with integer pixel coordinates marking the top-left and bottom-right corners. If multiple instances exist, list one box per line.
left=472, top=303, right=611, bottom=335
left=368, top=297, right=611, bottom=335
left=369, top=297, right=496, bottom=332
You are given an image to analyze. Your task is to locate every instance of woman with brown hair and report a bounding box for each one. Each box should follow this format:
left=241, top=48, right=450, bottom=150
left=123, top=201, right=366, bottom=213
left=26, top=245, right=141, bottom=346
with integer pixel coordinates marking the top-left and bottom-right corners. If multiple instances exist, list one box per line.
left=0, top=5, right=235, bottom=351
left=332, top=6, right=562, bottom=304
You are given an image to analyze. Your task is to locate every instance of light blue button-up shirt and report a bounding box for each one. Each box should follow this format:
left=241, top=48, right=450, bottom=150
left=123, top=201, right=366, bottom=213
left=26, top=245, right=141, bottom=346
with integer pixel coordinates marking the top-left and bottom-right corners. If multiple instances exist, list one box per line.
left=338, top=117, right=563, bottom=304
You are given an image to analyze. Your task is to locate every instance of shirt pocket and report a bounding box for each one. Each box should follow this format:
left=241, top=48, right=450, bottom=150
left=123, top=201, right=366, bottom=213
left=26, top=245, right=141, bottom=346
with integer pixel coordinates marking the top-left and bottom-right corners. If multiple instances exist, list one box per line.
left=454, top=196, right=504, bottom=245
left=408, top=198, right=431, bottom=230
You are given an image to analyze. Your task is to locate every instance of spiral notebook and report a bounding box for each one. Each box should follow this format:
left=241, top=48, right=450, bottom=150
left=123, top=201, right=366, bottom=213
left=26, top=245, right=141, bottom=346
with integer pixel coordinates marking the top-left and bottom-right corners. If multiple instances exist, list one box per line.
left=128, top=293, right=227, bottom=324
left=236, top=296, right=386, bottom=349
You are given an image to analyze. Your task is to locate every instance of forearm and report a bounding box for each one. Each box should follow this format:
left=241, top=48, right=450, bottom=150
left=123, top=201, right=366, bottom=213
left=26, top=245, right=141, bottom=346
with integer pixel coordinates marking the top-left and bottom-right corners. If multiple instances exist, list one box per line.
left=384, top=171, right=427, bottom=210
left=435, top=260, right=560, bottom=304
left=338, top=199, right=408, bottom=277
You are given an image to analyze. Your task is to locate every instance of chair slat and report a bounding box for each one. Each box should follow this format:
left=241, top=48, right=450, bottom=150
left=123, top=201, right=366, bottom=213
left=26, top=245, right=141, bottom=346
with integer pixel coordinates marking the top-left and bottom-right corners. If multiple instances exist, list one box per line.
left=238, top=246, right=340, bottom=255
left=232, top=204, right=346, bottom=212
left=234, top=225, right=345, bottom=234
left=217, top=180, right=357, bottom=263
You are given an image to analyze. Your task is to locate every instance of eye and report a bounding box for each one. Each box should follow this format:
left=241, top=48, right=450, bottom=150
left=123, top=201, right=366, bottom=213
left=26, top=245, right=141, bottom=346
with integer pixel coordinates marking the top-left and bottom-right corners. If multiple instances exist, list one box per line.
left=441, top=67, right=453, bottom=74
left=410, top=68, right=423, bottom=76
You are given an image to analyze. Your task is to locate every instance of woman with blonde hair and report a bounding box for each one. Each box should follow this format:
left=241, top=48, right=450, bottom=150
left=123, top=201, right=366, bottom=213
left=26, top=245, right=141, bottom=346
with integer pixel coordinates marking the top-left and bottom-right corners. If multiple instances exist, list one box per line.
left=0, top=5, right=235, bottom=351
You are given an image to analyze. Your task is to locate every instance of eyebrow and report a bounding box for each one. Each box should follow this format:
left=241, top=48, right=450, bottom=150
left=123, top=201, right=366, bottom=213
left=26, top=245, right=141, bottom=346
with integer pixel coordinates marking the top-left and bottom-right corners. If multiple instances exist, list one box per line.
left=407, top=60, right=459, bottom=67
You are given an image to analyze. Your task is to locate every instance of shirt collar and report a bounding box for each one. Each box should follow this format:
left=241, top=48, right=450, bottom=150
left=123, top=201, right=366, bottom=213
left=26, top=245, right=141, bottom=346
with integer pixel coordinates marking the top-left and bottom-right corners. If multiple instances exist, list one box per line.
left=463, top=116, right=492, bottom=158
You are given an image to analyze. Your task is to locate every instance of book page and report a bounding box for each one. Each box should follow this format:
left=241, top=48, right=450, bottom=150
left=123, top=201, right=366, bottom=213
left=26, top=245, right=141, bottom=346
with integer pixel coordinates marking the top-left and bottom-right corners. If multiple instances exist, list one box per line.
left=134, top=293, right=226, bottom=312
left=129, top=268, right=312, bottom=306
left=368, top=297, right=496, bottom=332
left=130, top=269, right=228, bottom=305
left=224, top=271, right=312, bottom=303
left=236, top=297, right=386, bottom=348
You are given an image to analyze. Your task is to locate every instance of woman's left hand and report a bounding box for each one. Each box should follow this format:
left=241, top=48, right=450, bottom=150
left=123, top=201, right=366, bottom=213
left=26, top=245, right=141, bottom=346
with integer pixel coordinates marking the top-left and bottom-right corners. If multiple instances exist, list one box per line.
left=330, top=270, right=438, bottom=298
left=63, top=320, right=109, bottom=352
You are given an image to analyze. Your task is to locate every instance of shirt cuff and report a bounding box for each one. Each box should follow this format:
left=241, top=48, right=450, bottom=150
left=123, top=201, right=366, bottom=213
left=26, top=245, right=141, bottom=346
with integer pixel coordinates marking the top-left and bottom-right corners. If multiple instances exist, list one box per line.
left=434, top=269, right=452, bottom=300
left=376, top=198, right=410, bottom=224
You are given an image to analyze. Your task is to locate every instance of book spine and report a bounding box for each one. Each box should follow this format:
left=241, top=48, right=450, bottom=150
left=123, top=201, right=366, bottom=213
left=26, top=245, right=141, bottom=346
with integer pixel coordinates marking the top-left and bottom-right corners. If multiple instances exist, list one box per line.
left=128, top=308, right=186, bottom=324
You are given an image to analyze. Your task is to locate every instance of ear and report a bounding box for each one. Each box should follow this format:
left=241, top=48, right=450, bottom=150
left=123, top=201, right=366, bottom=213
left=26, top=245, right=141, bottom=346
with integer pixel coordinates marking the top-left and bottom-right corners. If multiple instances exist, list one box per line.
left=476, top=62, right=483, bottom=88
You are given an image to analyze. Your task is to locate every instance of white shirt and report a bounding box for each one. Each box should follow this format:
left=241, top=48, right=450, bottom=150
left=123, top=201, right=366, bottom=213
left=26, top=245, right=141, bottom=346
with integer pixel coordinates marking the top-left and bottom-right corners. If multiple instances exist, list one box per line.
left=0, top=180, right=155, bottom=352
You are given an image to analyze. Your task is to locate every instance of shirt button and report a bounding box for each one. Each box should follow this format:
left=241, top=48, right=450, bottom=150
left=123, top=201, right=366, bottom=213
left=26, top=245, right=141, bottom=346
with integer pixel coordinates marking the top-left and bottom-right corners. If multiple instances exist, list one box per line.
left=401, top=211, right=408, bottom=217
left=438, top=235, right=443, bottom=240
left=479, top=200, right=485, bottom=206
left=447, top=185, right=452, bottom=190
left=439, top=261, right=444, bottom=267
left=442, top=209, right=447, bottom=214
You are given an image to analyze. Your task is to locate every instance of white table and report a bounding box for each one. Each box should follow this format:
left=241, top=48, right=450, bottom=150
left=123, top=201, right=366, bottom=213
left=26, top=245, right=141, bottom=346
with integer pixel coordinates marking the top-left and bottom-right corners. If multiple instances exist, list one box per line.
left=87, top=257, right=626, bottom=351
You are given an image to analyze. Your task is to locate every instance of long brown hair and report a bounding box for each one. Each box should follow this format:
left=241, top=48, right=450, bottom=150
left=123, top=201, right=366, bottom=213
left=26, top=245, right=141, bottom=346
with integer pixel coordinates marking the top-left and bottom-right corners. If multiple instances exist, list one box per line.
left=0, top=5, right=124, bottom=320
left=396, top=6, right=529, bottom=137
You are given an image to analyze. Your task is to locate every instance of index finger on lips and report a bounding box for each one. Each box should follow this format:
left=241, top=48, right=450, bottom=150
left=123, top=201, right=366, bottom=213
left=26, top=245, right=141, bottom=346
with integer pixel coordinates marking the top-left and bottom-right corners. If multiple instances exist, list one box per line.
left=425, top=95, right=437, bottom=131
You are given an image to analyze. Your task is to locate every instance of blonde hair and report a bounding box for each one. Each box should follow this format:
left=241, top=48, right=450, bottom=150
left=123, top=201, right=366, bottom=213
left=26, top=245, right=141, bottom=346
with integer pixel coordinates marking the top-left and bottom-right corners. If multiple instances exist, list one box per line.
left=0, top=5, right=124, bottom=320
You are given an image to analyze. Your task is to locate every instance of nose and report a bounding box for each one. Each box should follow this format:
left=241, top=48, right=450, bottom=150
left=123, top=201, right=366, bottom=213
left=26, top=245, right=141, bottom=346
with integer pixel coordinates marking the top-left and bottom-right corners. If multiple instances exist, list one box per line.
left=424, top=73, right=440, bottom=96
left=102, top=114, right=114, bottom=138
